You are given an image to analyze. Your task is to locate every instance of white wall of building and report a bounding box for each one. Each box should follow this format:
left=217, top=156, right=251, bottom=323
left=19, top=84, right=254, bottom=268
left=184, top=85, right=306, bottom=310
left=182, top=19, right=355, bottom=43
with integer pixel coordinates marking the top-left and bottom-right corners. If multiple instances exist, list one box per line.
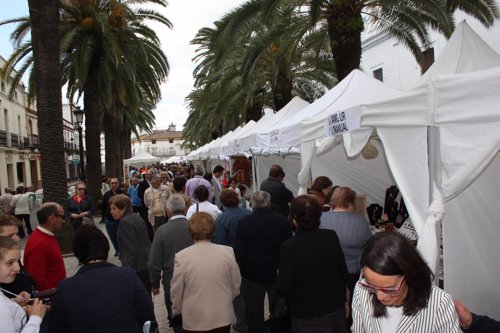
left=0, top=56, right=40, bottom=191
left=361, top=12, right=500, bottom=90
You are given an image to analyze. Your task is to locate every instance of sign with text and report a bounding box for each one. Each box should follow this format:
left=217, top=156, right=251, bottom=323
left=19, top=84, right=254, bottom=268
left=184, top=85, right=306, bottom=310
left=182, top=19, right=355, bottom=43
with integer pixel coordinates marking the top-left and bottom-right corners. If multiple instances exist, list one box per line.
left=324, top=109, right=361, bottom=136
left=269, top=128, right=282, bottom=145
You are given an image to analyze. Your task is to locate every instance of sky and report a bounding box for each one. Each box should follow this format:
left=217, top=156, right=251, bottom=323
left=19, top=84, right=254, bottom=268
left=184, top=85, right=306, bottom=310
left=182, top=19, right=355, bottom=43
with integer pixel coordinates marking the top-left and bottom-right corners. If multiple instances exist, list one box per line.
left=0, top=0, right=247, bottom=130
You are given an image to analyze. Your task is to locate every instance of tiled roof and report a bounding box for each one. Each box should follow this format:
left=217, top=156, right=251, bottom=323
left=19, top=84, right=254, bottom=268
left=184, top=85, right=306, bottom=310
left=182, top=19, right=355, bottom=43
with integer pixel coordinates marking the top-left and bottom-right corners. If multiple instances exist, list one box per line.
left=135, top=130, right=183, bottom=141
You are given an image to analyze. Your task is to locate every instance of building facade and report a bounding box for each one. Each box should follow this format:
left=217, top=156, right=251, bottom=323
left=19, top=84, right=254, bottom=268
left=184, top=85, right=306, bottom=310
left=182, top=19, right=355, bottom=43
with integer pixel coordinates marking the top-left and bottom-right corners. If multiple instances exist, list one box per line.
left=360, top=12, right=500, bottom=90
left=131, top=123, right=187, bottom=160
left=0, top=56, right=41, bottom=191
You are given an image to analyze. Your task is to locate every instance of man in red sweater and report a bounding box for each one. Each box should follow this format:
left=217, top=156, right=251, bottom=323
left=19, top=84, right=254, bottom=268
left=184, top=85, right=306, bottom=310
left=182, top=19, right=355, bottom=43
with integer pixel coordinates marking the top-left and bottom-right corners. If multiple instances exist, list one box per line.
left=24, top=202, right=66, bottom=291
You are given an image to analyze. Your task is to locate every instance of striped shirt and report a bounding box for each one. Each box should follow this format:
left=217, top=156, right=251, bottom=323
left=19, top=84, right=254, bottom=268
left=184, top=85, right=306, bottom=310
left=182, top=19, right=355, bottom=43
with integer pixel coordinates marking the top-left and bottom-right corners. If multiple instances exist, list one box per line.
left=352, top=285, right=460, bottom=333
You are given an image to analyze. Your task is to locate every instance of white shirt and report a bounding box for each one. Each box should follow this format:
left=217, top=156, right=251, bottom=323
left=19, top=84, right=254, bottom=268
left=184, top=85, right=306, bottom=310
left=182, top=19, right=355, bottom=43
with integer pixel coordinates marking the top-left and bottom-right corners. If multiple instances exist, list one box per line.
left=186, top=201, right=221, bottom=220
left=10, top=193, right=32, bottom=215
left=380, top=306, right=403, bottom=333
left=0, top=291, right=43, bottom=333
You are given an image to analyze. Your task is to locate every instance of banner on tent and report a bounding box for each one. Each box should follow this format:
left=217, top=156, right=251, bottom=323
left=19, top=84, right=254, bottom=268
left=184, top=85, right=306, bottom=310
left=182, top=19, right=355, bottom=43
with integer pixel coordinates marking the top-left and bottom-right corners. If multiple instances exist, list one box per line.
left=324, top=108, right=362, bottom=136
left=269, top=129, right=283, bottom=145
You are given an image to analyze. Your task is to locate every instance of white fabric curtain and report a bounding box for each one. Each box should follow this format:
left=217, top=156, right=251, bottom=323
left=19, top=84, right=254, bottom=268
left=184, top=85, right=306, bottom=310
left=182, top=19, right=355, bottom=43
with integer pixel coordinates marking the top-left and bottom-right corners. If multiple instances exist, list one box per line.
left=254, top=154, right=301, bottom=195
left=443, top=151, right=500, bottom=319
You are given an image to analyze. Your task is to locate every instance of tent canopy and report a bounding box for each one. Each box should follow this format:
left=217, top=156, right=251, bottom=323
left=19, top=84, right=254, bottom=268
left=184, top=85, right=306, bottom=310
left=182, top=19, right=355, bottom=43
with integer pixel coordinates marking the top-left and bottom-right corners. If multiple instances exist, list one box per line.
left=124, top=148, right=161, bottom=165
left=340, top=21, right=500, bottom=318
left=235, top=97, right=310, bottom=155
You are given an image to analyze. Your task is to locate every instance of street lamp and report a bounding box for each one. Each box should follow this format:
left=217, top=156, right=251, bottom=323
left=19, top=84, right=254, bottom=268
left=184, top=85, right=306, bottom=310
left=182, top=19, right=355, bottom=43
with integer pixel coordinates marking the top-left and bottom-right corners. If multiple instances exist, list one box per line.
left=73, top=106, right=86, bottom=181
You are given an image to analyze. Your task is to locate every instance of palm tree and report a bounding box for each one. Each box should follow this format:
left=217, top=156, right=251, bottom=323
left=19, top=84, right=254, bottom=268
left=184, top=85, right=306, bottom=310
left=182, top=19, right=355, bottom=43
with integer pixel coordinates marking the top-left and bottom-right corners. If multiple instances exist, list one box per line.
left=261, top=0, right=499, bottom=80
left=61, top=0, right=170, bottom=196
left=184, top=0, right=337, bottom=146
left=25, top=0, right=73, bottom=253
left=2, top=0, right=171, bottom=202
left=26, top=0, right=67, bottom=206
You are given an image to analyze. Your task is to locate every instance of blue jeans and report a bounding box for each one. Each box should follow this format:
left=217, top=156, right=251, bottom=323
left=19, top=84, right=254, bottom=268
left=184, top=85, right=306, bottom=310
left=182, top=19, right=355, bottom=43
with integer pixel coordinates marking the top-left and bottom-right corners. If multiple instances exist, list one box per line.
left=104, top=218, right=120, bottom=255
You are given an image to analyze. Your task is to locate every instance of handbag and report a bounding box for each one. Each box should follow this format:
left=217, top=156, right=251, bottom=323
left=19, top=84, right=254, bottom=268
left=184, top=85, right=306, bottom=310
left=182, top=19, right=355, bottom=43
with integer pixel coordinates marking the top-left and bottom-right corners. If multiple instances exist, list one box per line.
left=82, top=216, right=94, bottom=225
left=265, top=294, right=291, bottom=333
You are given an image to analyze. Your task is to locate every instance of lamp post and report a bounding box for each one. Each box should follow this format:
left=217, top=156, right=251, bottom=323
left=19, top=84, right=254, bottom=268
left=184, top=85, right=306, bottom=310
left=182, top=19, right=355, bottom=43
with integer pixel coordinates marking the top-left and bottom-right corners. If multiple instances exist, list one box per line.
left=73, top=106, right=86, bottom=181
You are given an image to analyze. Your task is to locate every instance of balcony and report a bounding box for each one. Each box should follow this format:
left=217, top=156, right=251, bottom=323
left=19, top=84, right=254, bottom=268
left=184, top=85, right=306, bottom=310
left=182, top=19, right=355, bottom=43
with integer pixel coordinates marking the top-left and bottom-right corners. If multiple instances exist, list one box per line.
left=0, top=130, right=6, bottom=147
left=10, top=133, right=19, bottom=148
left=30, top=134, right=39, bottom=150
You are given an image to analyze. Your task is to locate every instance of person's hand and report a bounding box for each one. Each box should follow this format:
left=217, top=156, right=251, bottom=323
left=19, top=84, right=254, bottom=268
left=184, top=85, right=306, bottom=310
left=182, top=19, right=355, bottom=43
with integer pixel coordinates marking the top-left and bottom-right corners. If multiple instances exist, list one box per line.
left=13, top=291, right=31, bottom=306
left=27, top=298, right=46, bottom=318
left=152, top=288, right=160, bottom=295
left=345, top=302, right=350, bottom=319
left=454, top=299, right=473, bottom=329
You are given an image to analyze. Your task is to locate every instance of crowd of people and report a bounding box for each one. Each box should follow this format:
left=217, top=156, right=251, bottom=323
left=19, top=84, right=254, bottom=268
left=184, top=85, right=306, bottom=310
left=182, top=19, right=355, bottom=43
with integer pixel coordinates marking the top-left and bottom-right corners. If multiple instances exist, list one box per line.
left=0, top=162, right=499, bottom=333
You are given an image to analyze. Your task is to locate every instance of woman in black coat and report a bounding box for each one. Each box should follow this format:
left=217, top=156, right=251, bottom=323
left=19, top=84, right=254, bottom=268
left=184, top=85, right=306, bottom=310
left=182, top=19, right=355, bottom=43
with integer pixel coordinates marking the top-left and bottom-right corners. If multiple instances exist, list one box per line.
left=66, top=182, right=94, bottom=234
left=276, top=195, right=349, bottom=333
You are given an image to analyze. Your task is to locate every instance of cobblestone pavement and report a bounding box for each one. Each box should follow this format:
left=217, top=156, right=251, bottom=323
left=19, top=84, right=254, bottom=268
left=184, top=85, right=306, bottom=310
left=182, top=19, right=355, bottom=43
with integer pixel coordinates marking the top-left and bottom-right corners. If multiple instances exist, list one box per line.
left=22, top=216, right=247, bottom=333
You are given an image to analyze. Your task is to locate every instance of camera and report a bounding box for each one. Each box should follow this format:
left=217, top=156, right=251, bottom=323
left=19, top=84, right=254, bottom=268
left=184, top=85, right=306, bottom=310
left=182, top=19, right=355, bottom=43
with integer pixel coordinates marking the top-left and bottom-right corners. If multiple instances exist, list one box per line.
left=28, top=288, right=56, bottom=305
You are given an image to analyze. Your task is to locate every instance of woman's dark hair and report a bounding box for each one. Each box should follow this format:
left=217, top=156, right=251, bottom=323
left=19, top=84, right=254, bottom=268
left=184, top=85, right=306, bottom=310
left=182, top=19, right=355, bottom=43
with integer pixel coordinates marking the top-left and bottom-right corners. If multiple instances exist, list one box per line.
left=360, top=232, right=433, bottom=317
left=173, top=176, right=187, bottom=192
left=203, top=172, right=213, bottom=183
left=220, top=189, right=239, bottom=208
left=310, top=176, right=333, bottom=192
left=16, top=186, right=25, bottom=194
left=194, top=185, right=209, bottom=202
left=289, top=195, right=322, bottom=230
left=73, top=225, right=110, bottom=265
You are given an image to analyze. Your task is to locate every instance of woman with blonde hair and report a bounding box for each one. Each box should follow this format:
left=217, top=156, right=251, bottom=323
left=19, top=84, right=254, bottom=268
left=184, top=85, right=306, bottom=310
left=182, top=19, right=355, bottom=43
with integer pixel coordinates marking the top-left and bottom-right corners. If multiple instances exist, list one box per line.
left=0, top=236, right=46, bottom=332
left=170, top=212, right=241, bottom=333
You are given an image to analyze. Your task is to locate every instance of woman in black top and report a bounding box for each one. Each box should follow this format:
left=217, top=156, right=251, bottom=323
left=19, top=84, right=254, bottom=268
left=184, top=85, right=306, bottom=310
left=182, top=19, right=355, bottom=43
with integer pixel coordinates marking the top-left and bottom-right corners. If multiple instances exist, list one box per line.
left=276, top=195, right=349, bottom=333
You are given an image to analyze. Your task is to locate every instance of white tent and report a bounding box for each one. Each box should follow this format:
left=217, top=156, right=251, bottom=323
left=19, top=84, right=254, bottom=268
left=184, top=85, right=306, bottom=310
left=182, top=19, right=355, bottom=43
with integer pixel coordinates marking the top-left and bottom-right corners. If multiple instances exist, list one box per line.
left=230, top=97, right=310, bottom=192
left=235, top=97, right=310, bottom=155
left=161, top=156, right=184, bottom=164
left=123, top=148, right=161, bottom=166
left=298, top=69, right=404, bottom=205
left=340, top=22, right=500, bottom=318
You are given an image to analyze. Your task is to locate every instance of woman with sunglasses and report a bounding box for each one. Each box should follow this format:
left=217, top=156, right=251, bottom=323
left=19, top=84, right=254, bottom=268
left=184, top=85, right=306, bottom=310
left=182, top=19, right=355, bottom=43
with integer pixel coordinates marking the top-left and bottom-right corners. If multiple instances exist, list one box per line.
left=66, top=182, right=94, bottom=234
left=352, top=232, right=459, bottom=332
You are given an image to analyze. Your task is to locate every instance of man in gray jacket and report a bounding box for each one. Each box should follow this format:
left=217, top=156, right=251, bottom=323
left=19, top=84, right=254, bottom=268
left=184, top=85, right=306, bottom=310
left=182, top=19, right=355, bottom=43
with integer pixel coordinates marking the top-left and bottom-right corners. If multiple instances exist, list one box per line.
left=148, top=194, right=193, bottom=332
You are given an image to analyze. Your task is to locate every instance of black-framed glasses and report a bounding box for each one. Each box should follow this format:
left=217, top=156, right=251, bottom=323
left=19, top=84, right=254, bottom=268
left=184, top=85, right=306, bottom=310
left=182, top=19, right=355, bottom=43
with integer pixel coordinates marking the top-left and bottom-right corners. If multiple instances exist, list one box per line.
left=77, top=188, right=86, bottom=190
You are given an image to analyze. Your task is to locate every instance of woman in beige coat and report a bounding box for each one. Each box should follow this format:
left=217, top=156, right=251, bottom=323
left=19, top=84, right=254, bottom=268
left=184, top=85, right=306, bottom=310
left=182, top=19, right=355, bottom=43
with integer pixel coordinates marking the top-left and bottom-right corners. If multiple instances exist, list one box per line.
left=170, top=212, right=241, bottom=333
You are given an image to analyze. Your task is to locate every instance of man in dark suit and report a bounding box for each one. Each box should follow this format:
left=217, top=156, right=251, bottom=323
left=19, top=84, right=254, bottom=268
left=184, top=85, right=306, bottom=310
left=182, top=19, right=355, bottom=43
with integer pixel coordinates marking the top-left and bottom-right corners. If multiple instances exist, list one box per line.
left=234, top=191, right=292, bottom=333
left=138, top=170, right=152, bottom=218
left=148, top=194, right=193, bottom=333
left=259, top=164, right=294, bottom=217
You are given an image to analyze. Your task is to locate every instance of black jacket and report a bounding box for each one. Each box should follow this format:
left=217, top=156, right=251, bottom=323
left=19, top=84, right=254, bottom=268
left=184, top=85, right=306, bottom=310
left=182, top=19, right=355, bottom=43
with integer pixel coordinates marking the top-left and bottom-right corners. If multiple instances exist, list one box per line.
left=260, top=177, right=294, bottom=217
left=276, top=228, right=348, bottom=319
left=102, top=189, right=126, bottom=220
left=234, top=207, right=292, bottom=283
left=465, top=314, right=500, bottom=333
left=49, top=262, right=154, bottom=333
left=66, top=195, right=94, bottom=226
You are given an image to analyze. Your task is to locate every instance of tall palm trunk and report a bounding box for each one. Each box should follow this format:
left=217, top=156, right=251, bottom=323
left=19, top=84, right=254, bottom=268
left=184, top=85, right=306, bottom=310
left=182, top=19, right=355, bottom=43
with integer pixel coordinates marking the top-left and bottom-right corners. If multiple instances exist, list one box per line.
left=84, top=64, right=103, bottom=207
left=272, top=71, right=293, bottom=110
left=28, top=0, right=71, bottom=253
left=104, top=103, right=122, bottom=179
left=326, top=6, right=364, bottom=81
left=122, top=126, right=132, bottom=160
